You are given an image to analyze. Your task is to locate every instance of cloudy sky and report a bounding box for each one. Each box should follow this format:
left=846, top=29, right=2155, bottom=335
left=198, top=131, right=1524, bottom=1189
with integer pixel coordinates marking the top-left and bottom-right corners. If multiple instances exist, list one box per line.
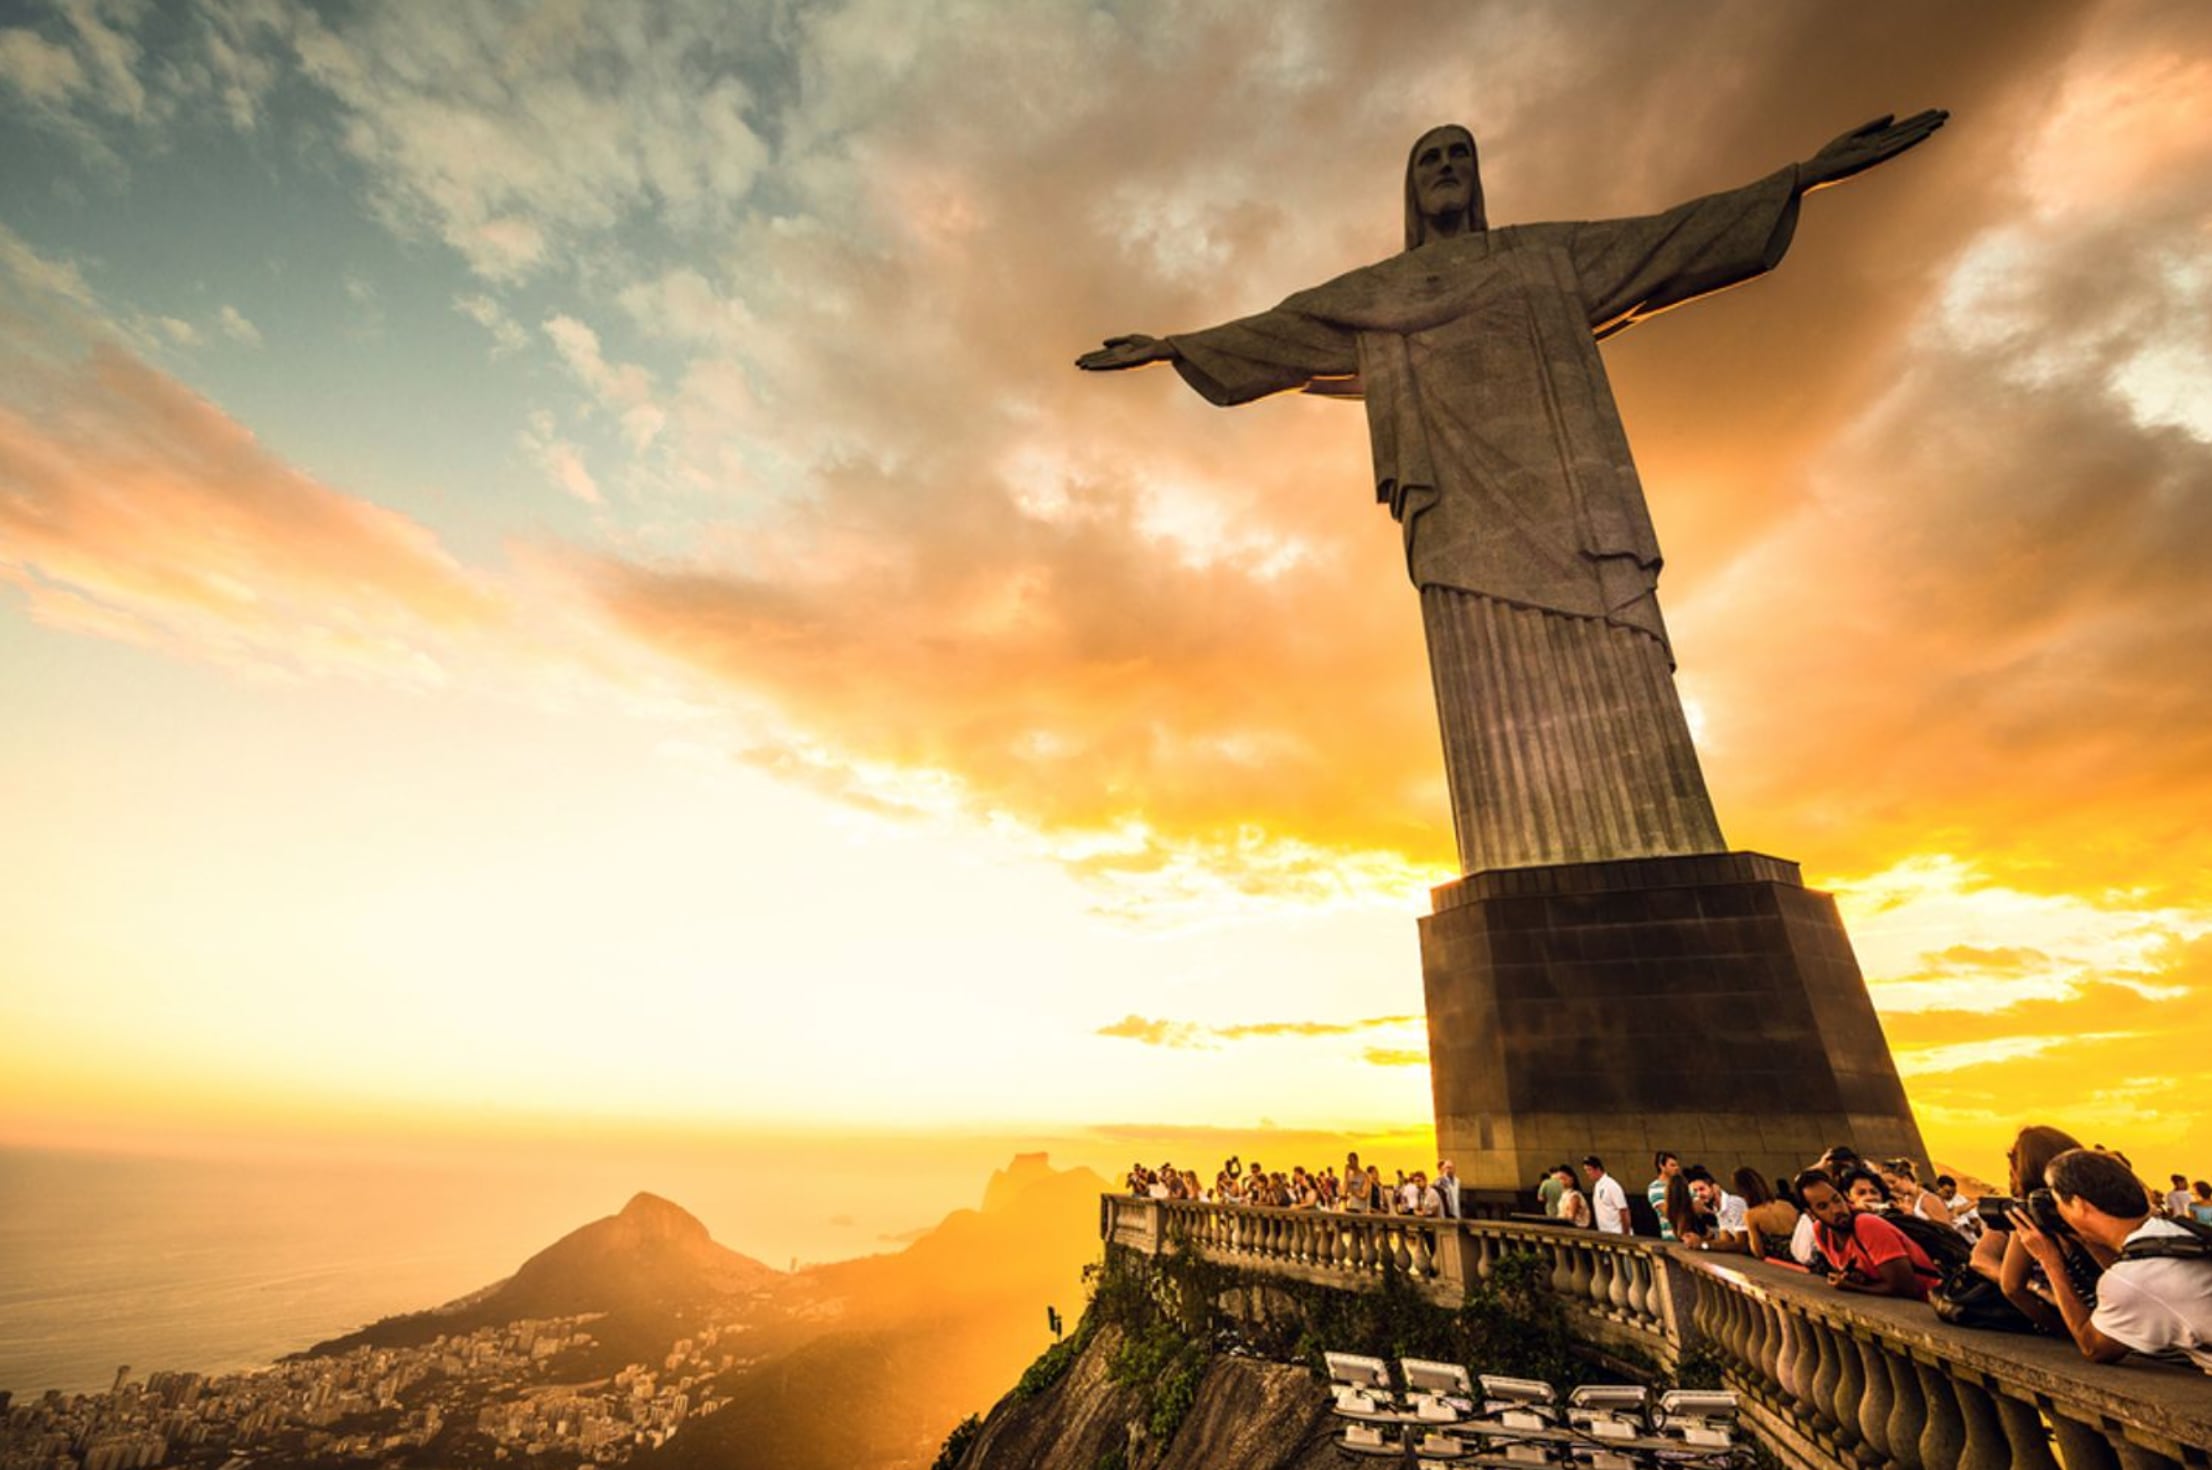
left=3, top=0, right=2208, bottom=1178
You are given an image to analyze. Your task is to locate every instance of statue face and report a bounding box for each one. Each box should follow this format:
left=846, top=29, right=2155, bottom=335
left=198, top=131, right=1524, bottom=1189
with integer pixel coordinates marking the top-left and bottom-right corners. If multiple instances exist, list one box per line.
left=1410, top=127, right=1477, bottom=220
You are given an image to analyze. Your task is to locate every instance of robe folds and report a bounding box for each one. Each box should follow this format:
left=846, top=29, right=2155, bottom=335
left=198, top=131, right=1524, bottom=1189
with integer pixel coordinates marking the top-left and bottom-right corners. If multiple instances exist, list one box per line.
left=1165, top=167, right=1802, bottom=873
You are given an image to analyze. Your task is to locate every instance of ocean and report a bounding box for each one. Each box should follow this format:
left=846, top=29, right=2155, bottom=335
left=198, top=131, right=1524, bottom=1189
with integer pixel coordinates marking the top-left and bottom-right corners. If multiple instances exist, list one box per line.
left=0, top=1135, right=1069, bottom=1397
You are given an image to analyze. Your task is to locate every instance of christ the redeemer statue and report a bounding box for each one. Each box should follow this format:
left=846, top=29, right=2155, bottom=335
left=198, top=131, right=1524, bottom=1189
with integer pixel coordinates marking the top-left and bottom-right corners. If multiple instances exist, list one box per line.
left=1079, top=113, right=1945, bottom=875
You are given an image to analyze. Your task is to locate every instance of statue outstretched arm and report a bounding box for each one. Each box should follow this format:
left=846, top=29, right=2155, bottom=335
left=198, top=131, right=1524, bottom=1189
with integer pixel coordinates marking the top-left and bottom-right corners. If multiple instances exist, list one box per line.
left=1080, top=310, right=1356, bottom=406
left=1571, top=107, right=1946, bottom=339
left=1076, top=335, right=1178, bottom=371
left=1798, top=110, right=1948, bottom=193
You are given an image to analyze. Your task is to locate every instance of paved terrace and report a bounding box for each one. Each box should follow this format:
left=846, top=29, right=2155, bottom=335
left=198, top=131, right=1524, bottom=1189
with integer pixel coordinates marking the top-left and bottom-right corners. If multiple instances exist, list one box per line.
left=1101, top=1196, right=2212, bottom=1470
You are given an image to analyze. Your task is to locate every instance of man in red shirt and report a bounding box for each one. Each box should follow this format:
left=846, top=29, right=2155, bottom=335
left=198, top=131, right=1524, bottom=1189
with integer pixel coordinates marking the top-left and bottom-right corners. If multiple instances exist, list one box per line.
left=1795, top=1168, right=1942, bottom=1300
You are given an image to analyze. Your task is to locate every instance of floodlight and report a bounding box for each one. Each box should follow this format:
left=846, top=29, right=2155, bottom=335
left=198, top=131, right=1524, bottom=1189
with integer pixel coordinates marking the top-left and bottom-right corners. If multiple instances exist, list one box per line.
left=1656, top=1389, right=1738, bottom=1422
left=1327, top=1352, right=1393, bottom=1389
left=1477, top=1374, right=1556, bottom=1406
left=1402, top=1359, right=1474, bottom=1397
left=1568, top=1385, right=1647, bottom=1414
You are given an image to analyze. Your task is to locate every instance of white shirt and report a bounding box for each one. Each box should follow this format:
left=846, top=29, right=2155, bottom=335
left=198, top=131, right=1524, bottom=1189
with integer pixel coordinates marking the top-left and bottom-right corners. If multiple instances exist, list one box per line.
left=2092, top=1219, right=2212, bottom=1373
left=1591, top=1174, right=1630, bottom=1234
left=1714, top=1189, right=1748, bottom=1236
left=1789, top=1211, right=1820, bottom=1265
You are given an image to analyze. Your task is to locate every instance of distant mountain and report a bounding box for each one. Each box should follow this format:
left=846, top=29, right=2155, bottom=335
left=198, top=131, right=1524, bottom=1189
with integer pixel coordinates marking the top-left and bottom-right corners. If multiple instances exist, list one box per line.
left=298, top=1192, right=778, bottom=1361
left=495, top=1191, right=779, bottom=1317
left=297, top=1155, right=1109, bottom=1470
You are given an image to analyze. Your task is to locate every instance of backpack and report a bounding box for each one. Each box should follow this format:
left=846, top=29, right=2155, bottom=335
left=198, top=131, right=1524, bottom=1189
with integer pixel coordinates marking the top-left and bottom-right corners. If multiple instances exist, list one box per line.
left=1886, top=1210, right=1975, bottom=1274
left=2121, top=1216, right=2212, bottom=1263
left=1929, top=1266, right=2039, bottom=1334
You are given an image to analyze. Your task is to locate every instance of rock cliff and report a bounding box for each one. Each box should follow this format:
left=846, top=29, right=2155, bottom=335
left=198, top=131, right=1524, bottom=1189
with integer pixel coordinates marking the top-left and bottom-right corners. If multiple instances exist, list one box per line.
left=954, top=1326, right=1343, bottom=1470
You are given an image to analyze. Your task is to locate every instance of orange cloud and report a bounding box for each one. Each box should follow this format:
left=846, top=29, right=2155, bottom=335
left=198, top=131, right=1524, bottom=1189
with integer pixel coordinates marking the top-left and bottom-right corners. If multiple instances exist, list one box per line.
left=0, top=307, right=499, bottom=681
left=1096, top=1013, right=1418, bottom=1050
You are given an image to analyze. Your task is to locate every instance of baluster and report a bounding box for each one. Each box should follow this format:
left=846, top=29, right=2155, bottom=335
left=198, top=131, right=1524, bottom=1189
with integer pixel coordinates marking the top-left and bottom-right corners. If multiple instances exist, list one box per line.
left=1951, top=1371, right=2013, bottom=1470
left=1586, top=1248, right=1615, bottom=1314
left=1772, top=1309, right=1805, bottom=1415
left=1913, top=1360, right=1966, bottom=1470
left=1411, top=1225, right=1435, bottom=1279
left=2046, top=1412, right=2121, bottom=1470
left=1392, top=1222, right=1413, bottom=1273
left=1991, top=1392, right=2060, bottom=1470
left=1851, top=1335, right=1893, bottom=1466
left=1806, top=1320, right=1846, bottom=1443
left=1548, top=1241, right=1574, bottom=1296
left=1605, top=1248, right=1631, bottom=1314
left=1742, top=1297, right=1776, bottom=1395
left=1618, top=1250, right=1647, bottom=1320
left=1881, top=1350, right=1925, bottom=1470
left=1476, top=1232, right=1497, bottom=1281
left=1710, top=1287, right=1746, bottom=1380
left=1823, top=1325, right=1865, bottom=1458
left=1630, top=1252, right=1658, bottom=1325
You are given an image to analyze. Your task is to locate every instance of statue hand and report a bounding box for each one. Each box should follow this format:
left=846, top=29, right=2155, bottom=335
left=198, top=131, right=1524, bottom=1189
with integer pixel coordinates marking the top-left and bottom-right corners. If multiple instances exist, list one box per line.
left=1802, top=109, right=1948, bottom=191
left=1076, top=334, right=1174, bottom=372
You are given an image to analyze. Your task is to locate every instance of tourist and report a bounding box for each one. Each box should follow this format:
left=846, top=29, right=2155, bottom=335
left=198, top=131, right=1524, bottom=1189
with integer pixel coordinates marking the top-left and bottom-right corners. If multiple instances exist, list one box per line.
left=2167, top=1174, right=2195, bottom=1221
left=2193, top=1181, right=2212, bottom=1226
left=1648, top=1151, right=1684, bottom=1241
left=2011, top=1148, right=2212, bottom=1374
left=1411, top=1171, right=1443, bottom=1218
left=1554, top=1166, right=1593, bottom=1229
left=1437, top=1159, right=1463, bottom=1219
left=1880, top=1158, right=1953, bottom=1230
left=1971, top=1124, right=2104, bottom=1334
left=1686, top=1167, right=1748, bottom=1248
left=1838, top=1165, right=1892, bottom=1215
left=1730, top=1168, right=1799, bottom=1260
left=1537, top=1165, right=1567, bottom=1219
left=1364, top=1164, right=1387, bottom=1214
left=1584, top=1156, right=1631, bottom=1235
left=1663, top=1174, right=1712, bottom=1244
left=1797, top=1167, right=1942, bottom=1300
left=1934, top=1174, right=1984, bottom=1241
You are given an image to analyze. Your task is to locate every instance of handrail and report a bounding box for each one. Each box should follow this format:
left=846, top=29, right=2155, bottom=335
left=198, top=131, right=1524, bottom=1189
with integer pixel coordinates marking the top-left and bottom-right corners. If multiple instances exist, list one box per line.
left=1100, top=1195, right=2212, bottom=1470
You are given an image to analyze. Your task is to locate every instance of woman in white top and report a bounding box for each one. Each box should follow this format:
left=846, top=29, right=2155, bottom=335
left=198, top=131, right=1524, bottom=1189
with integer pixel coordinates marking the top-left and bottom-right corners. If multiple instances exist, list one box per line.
left=1880, top=1157, right=1956, bottom=1232
left=1553, top=1167, right=1593, bottom=1229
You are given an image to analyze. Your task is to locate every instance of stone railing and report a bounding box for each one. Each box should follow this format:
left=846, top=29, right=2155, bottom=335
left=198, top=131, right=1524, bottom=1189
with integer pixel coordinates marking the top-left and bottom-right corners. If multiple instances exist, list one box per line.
left=1101, top=1197, right=2212, bottom=1469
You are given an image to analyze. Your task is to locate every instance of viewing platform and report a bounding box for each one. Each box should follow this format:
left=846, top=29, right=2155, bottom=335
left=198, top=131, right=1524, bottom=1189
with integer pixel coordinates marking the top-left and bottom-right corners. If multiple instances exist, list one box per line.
left=1100, top=1196, right=2212, bottom=1470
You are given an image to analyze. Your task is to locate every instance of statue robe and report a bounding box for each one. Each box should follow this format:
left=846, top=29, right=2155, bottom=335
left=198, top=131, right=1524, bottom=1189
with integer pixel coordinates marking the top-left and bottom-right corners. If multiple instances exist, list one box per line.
left=1165, top=167, right=1802, bottom=873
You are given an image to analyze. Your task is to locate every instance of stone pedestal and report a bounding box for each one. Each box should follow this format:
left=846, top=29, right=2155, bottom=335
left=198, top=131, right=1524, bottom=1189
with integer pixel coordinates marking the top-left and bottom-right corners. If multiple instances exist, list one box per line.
left=1421, top=851, right=1927, bottom=1195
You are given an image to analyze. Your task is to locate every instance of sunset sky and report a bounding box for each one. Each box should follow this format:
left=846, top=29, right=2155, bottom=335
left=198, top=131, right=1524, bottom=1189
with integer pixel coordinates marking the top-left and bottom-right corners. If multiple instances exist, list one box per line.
left=3, top=0, right=2209, bottom=1187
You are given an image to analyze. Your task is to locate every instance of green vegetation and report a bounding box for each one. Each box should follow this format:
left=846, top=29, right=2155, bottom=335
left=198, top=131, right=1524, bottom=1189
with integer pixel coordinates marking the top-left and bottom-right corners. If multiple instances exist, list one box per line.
left=1010, top=1323, right=1091, bottom=1402
left=928, top=1413, right=980, bottom=1470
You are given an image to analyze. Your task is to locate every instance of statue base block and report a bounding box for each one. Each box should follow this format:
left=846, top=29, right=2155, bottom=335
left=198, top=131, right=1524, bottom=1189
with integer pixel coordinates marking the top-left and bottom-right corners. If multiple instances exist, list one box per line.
left=1421, top=851, right=1928, bottom=1196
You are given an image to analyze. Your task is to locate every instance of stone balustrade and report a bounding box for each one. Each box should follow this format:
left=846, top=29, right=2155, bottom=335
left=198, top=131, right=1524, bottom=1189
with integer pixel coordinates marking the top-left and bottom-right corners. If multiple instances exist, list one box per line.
left=1100, top=1196, right=2212, bottom=1469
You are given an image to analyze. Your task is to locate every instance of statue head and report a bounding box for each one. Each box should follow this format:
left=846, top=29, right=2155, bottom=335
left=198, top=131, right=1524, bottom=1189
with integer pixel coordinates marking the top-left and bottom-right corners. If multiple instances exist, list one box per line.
left=1404, top=124, right=1486, bottom=250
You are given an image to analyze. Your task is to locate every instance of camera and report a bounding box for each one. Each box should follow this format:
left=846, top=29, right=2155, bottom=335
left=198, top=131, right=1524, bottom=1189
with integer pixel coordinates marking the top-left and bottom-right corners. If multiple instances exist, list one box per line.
left=1976, top=1188, right=2069, bottom=1236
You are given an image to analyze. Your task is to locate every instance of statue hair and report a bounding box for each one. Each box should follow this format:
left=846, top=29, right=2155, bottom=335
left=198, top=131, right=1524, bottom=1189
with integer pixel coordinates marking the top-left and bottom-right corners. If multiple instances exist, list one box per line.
left=1404, top=125, right=1488, bottom=251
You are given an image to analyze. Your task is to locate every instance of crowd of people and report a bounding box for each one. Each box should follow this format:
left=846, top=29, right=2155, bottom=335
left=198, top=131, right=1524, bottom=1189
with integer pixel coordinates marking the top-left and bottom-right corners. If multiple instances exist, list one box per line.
left=1532, top=1135, right=2210, bottom=1376
left=1126, top=1152, right=1471, bottom=1218
left=1125, top=1129, right=2212, bottom=1377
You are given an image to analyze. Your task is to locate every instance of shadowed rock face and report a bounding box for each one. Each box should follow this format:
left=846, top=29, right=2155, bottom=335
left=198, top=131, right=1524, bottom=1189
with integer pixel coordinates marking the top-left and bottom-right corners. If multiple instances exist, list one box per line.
left=495, top=1192, right=780, bottom=1317
left=955, top=1325, right=1343, bottom=1470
